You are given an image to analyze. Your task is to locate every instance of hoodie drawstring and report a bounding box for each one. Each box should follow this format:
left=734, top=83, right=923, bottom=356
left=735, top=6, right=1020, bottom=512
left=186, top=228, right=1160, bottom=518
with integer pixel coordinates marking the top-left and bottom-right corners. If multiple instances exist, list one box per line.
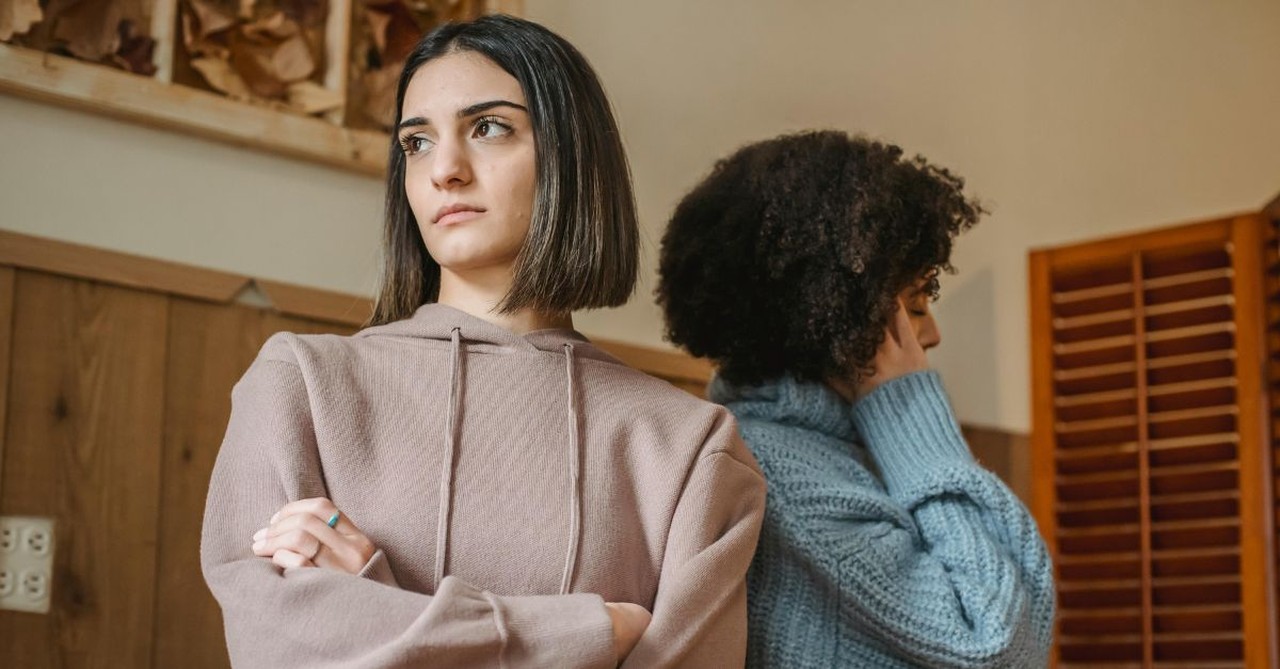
left=432, top=330, right=584, bottom=596
left=559, top=343, right=582, bottom=595
left=434, top=327, right=463, bottom=588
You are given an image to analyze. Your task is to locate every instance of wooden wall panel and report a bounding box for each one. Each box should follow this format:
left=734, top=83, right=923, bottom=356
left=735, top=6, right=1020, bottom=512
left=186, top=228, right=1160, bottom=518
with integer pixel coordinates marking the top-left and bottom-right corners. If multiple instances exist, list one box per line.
left=964, top=425, right=1032, bottom=505
left=1229, top=216, right=1279, bottom=668
left=0, top=266, right=14, bottom=499
left=152, top=301, right=356, bottom=668
left=152, top=300, right=264, bottom=669
left=0, top=270, right=169, bottom=669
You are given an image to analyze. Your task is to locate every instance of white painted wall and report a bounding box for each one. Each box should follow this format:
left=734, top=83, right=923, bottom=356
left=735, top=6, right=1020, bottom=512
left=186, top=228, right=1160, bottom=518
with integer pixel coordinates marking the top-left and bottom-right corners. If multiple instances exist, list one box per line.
left=3, top=0, right=1278, bottom=431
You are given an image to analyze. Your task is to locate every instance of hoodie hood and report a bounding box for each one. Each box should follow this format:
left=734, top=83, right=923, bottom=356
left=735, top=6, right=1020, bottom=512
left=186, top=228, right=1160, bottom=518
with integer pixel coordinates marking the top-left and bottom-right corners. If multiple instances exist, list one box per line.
left=357, top=302, right=605, bottom=594
left=357, top=303, right=620, bottom=363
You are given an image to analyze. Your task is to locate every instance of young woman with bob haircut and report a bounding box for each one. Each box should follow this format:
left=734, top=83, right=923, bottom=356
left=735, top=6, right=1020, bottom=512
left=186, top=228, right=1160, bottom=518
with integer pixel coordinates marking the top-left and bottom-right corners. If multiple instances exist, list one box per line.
left=202, top=15, right=765, bottom=669
left=657, top=130, right=1055, bottom=668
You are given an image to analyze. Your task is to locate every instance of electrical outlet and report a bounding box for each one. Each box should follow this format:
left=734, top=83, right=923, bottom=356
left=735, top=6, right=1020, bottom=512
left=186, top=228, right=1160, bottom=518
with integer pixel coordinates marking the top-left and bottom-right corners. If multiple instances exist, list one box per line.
left=0, top=516, right=55, bottom=614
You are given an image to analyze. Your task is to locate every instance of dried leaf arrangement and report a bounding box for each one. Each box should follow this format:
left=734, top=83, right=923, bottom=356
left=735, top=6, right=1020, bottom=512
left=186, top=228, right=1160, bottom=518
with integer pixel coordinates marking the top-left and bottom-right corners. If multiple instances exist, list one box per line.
left=348, top=0, right=476, bottom=130
left=181, top=0, right=341, bottom=115
left=2, top=0, right=158, bottom=76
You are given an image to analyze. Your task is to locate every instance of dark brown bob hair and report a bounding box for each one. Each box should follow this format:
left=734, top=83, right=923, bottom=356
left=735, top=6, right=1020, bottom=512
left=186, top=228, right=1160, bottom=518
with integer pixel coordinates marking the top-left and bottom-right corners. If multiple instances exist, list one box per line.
left=370, top=14, right=638, bottom=326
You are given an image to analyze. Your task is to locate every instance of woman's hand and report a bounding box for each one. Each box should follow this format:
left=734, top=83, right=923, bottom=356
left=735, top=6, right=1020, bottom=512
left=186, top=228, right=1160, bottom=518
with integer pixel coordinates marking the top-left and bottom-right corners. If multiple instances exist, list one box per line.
left=855, top=299, right=930, bottom=401
left=605, top=602, right=651, bottom=665
left=251, top=497, right=376, bottom=574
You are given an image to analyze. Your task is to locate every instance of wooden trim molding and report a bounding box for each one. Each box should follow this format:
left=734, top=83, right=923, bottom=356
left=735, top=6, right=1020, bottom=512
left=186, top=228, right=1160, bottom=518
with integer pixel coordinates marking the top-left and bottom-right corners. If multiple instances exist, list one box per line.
left=1264, top=190, right=1280, bottom=222
left=1028, top=213, right=1244, bottom=268
left=592, top=339, right=713, bottom=386
left=0, top=228, right=250, bottom=303
left=0, top=230, right=714, bottom=370
left=0, top=229, right=372, bottom=326
left=254, top=279, right=373, bottom=328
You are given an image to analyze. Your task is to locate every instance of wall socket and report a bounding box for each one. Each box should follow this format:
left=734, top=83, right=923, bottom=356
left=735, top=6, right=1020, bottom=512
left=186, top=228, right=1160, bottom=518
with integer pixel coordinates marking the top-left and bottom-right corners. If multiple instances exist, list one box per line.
left=0, top=516, right=55, bottom=614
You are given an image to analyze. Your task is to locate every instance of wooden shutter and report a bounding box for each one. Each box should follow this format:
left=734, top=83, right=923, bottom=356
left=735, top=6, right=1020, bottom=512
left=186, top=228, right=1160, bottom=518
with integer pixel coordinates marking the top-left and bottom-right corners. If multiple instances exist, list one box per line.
left=1030, top=215, right=1278, bottom=668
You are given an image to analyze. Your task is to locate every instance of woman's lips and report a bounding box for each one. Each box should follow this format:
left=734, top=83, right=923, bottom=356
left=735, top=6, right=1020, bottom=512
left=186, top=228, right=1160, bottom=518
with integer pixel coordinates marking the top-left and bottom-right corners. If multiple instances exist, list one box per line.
left=435, top=209, right=485, bottom=227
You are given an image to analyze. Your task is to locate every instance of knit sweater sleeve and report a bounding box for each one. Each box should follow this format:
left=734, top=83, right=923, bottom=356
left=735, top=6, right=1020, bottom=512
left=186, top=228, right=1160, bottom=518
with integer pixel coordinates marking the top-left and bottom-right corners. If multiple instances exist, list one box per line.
left=783, top=371, right=1055, bottom=668
left=620, top=410, right=766, bottom=669
left=200, top=343, right=616, bottom=669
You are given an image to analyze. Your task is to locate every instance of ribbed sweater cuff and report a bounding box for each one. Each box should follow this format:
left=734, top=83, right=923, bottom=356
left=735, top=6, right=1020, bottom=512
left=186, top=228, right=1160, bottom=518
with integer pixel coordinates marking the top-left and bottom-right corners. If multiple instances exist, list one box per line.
left=851, top=370, right=973, bottom=496
left=498, top=592, right=615, bottom=668
left=356, top=548, right=399, bottom=588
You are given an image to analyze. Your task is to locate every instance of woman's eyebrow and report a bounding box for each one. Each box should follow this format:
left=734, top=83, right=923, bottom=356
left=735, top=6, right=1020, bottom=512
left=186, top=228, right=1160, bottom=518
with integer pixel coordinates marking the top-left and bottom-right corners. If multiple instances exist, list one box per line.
left=457, top=100, right=528, bottom=117
left=398, top=116, right=428, bottom=131
left=397, top=100, right=528, bottom=131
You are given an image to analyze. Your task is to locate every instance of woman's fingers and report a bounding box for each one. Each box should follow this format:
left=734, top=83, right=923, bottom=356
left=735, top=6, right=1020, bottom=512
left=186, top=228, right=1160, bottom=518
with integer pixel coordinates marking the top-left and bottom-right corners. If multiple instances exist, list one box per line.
left=270, top=497, right=341, bottom=529
left=255, top=501, right=375, bottom=573
left=272, top=549, right=314, bottom=570
left=259, top=514, right=346, bottom=567
left=253, top=527, right=320, bottom=559
left=892, top=299, right=925, bottom=355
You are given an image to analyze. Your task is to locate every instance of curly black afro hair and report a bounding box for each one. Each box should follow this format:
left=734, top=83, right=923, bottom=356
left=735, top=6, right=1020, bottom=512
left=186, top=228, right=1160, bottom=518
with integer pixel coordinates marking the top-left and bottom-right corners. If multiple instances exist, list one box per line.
left=656, top=130, right=983, bottom=387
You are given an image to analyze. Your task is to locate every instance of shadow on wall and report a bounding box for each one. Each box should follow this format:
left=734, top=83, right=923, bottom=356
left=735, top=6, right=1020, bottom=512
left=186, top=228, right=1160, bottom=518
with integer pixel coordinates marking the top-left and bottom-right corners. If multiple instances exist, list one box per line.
left=932, top=267, right=1032, bottom=503
left=934, top=265, right=1001, bottom=424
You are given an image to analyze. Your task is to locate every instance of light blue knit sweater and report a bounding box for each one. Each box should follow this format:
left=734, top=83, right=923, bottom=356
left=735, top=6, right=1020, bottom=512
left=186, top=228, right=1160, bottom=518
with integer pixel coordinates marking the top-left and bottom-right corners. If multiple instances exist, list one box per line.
left=710, top=370, right=1055, bottom=668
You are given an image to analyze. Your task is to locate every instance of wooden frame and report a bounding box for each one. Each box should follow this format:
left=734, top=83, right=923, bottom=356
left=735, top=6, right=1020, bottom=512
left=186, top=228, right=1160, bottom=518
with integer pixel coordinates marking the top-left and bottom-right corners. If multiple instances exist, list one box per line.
left=1028, top=206, right=1280, bottom=668
left=0, top=0, right=524, bottom=175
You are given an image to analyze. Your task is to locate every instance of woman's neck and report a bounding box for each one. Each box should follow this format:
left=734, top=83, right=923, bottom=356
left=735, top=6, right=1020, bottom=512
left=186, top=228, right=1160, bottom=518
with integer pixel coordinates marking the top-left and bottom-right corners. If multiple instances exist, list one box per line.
left=437, top=267, right=573, bottom=334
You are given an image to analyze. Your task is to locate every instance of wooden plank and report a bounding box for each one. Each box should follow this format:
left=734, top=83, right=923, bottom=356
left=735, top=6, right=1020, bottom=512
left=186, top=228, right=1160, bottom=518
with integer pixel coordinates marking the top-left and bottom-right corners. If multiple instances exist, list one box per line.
left=0, top=229, right=250, bottom=304
left=1035, top=217, right=1236, bottom=270
left=322, top=0, right=353, bottom=126
left=0, top=271, right=169, bottom=668
left=1226, top=215, right=1279, bottom=669
left=962, top=426, right=1030, bottom=505
left=151, top=300, right=266, bottom=669
left=148, top=0, right=178, bottom=83
left=255, top=279, right=373, bottom=328
left=0, top=43, right=388, bottom=176
left=151, top=300, right=355, bottom=667
left=593, top=338, right=714, bottom=386
left=1027, top=250, right=1062, bottom=669
left=150, top=302, right=354, bottom=667
left=1131, top=252, right=1155, bottom=668
left=0, top=267, right=12, bottom=499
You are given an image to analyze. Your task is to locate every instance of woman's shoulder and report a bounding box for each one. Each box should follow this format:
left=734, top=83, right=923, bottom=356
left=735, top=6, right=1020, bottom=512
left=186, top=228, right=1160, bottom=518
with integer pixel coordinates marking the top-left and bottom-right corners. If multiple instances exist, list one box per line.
left=251, top=329, right=374, bottom=367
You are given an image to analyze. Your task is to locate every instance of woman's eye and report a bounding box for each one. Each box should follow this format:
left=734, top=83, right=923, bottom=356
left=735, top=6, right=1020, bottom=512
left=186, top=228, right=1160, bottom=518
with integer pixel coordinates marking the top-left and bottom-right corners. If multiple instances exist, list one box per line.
left=474, top=119, right=511, bottom=139
left=401, top=136, right=432, bottom=155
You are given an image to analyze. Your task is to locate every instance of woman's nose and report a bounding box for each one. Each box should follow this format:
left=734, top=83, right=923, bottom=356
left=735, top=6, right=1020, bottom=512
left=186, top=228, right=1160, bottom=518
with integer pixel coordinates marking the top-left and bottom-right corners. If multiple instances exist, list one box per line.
left=917, top=314, right=942, bottom=350
left=430, top=139, right=473, bottom=189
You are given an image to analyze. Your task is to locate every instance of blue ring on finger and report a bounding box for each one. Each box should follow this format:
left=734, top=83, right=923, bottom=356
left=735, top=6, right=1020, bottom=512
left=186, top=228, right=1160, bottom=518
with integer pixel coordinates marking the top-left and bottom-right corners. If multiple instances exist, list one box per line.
left=327, top=511, right=341, bottom=528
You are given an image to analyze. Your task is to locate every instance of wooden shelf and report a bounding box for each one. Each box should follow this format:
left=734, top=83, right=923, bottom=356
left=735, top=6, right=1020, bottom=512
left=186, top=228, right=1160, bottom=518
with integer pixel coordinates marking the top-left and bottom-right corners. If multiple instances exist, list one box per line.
left=0, top=1, right=524, bottom=175
left=0, top=43, right=388, bottom=175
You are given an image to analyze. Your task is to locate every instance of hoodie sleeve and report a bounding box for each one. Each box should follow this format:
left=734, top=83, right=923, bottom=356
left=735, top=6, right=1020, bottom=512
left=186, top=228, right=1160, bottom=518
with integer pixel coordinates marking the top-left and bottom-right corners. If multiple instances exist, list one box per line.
left=619, top=411, right=767, bottom=669
left=200, top=342, right=616, bottom=669
left=775, top=370, right=1056, bottom=668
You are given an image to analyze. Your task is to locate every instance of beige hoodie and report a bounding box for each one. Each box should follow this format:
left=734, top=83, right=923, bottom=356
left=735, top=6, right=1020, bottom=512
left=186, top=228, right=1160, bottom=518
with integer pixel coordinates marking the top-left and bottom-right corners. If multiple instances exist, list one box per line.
left=201, top=303, right=765, bottom=668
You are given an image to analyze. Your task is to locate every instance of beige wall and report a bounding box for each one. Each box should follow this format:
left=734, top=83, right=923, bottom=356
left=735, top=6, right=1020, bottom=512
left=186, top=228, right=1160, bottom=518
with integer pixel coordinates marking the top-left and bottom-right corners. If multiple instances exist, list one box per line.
left=3, top=0, right=1278, bottom=432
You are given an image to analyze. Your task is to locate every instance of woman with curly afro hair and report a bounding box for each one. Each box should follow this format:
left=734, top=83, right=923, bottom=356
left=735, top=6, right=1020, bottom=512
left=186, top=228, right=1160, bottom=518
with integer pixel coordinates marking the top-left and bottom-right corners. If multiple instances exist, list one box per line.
left=658, top=130, right=1055, bottom=668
